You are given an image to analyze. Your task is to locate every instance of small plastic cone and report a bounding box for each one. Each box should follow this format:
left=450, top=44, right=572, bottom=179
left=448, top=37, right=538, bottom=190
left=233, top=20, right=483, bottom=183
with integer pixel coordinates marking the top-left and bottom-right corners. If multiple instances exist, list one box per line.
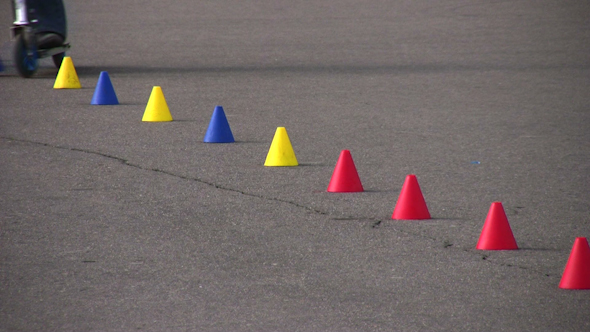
left=391, top=174, right=431, bottom=220
left=476, top=202, right=518, bottom=250
left=559, top=237, right=590, bottom=289
left=204, top=106, right=234, bottom=143
left=142, top=86, right=173, bottom=122
left=327, top=150, right=363, bottom=192
left=264, top=127, right=298, bottom=166
left=91, top=71, right=119, bottom=105
left=53, top=56, right=81, bottom=89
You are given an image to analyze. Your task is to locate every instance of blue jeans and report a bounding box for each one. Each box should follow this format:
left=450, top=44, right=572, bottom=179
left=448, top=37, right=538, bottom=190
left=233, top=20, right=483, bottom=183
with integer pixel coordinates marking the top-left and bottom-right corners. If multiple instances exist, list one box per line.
left=26, top=0, right=67, bottom=39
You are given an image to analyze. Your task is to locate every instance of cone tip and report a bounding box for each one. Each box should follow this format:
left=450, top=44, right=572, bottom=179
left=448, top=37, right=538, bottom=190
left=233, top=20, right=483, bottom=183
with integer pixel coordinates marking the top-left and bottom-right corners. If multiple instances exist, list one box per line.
left=213, top=105, right=226, bottom=114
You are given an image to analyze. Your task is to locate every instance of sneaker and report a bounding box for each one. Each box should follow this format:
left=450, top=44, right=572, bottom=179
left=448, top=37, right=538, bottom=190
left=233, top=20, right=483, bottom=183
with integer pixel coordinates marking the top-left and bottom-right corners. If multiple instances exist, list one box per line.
left=36, top=32, right=64, bottom=49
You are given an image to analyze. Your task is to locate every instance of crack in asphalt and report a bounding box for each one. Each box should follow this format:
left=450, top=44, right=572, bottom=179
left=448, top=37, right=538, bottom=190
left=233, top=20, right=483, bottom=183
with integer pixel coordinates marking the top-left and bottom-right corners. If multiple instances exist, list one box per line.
left=1, top=136, right=555, bottom=278
left=2, top=135, right=331, bottom=215
left=1, top=136, right=392, bottom=233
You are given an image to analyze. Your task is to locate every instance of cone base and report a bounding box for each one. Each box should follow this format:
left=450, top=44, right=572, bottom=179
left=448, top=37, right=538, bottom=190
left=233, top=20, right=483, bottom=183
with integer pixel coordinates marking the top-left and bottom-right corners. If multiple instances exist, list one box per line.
left=143, top=120, right=173, bottom=122
left=264, top=162, right=298, bottom=167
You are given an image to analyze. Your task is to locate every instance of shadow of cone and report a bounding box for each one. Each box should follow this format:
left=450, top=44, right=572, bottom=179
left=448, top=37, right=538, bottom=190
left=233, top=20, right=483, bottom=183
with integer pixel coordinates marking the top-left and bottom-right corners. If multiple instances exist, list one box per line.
left=559, top=237, right=590, bottom=289
left=391, top=174, right=430, bottom=220
left=264, top=127, right=298, bottom=166
left=54, top=56, right=81, bottom=89
left=327, top=150, right=363, bottom=192
left=204, top=106, right=234, bottom=143
left=142, top=86, right=173, bottom=122
left=91, top=71, right=119, bottom=105
left=476, top=202, right=518, bottom=250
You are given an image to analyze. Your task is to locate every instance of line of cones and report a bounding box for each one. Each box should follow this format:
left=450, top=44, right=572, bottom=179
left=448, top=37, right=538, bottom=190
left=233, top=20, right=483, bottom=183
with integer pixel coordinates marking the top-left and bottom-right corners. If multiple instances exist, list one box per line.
left=261, top=135, right=589, bottom=290
left=52, top=57, right=589, bottom=290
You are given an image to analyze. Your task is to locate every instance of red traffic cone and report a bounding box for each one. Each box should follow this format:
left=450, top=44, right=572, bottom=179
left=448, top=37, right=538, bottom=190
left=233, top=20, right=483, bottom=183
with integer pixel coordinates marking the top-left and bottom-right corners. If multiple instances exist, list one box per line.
left=327, top=150, right=364, bottom=192
left=476, top=202, right=518, bottom=250
left=559, top=237, right=590, bottom=289
left=391, top=174, right=430, bottom=220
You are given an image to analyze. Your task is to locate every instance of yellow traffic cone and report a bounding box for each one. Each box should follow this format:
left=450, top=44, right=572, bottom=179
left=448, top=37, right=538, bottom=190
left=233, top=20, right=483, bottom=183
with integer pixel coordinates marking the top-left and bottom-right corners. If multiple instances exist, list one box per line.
left=53, top=56, right=81, bottom=89
left=142, top=86, right=173, bottom=122
left=264, top=127, right=298, bottom=166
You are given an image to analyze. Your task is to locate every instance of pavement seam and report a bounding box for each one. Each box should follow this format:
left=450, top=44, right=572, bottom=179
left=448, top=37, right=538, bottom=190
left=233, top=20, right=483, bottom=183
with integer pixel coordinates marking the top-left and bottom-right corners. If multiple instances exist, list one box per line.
left=1, top=136, right=558, bottom=279
left=1, top=135, right=331, bottom=215
left=1, top=136, right=392, bottom=232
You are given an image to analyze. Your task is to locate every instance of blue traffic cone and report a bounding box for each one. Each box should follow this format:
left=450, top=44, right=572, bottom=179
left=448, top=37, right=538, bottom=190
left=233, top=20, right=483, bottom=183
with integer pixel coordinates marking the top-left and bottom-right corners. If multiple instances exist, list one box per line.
left=91, top=71, right=119, bottom=105
left=204, top=106, right=235, bottom=143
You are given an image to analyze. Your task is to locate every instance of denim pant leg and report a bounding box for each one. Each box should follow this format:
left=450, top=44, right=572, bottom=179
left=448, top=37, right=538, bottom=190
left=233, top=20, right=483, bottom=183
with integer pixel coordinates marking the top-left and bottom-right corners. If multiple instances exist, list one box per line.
left=28, top=0, right=67, bottom=39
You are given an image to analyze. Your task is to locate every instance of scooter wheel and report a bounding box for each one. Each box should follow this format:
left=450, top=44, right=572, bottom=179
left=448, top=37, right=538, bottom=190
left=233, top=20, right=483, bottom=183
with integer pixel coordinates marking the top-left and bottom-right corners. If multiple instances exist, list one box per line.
left=52, top=53, right=65, bottom=68
left=13, top=34, right=38, bottom=78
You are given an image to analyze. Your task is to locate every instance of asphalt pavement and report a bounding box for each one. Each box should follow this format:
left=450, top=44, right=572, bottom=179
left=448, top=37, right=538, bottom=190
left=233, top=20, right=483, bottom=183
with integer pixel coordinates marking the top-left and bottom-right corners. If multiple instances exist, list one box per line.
left=1, top=1, right=589, bottom=331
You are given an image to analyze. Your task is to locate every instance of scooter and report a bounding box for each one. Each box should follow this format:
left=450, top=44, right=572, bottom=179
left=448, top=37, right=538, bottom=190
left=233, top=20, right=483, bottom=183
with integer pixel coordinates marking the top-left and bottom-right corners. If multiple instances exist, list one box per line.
left=11, top=0, right=70, bottom=78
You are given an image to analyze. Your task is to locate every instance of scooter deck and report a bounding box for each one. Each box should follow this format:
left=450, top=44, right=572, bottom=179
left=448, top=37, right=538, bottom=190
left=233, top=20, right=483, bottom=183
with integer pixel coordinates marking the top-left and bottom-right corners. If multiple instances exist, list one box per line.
left=38, top=43, right=70, bottom=58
